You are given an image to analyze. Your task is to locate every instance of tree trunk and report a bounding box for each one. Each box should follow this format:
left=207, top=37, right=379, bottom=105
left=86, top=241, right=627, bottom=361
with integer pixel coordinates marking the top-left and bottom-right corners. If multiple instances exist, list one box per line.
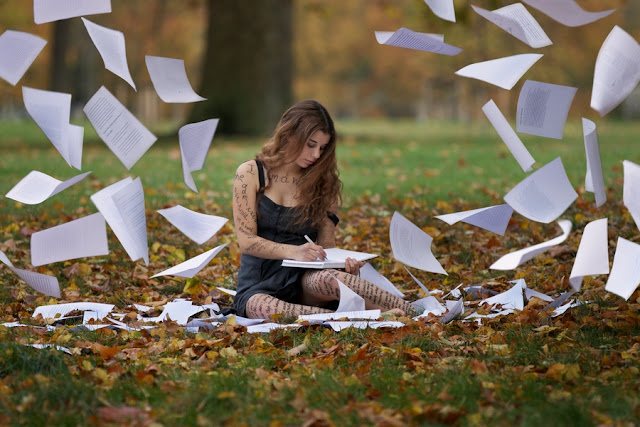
left=50, top=21, right=71, bottom=92
left=188, top=0, right=293, bottom=136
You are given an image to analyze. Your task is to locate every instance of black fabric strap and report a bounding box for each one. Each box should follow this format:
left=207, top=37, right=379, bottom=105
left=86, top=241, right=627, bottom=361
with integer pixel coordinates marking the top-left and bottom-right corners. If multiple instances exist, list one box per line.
left=255, top=159, right=265, bottom=190
left=327, top=212, right=339, bottom=226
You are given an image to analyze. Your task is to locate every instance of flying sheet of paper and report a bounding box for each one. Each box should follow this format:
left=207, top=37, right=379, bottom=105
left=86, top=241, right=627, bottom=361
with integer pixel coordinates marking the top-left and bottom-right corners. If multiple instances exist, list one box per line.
left=504, top=157, right=578, bottom=223
left=22, top=86, right=83, bottom=169
left=521, top=0, right=615, bottom=27
left=582, top=119, right=606, bottom=207
left=34, top=0, right=111, bottom=24
left=374, top=27, right=461, bottom=56
left=412, top=296, right=446, bottom=317
left=157, top=204, right=227, bottom=245
left=84, top=86, right=157, bottom=170
left=0, top=30, right=47, bottom=85
left=335, top=277, right=366, bottom=313
left=31, top=213, right=109, bottom=266
left=569, top=218, right=609, bottom=291
left=623, top=160, right=640, bottom=230
left=605, top=237, right=640, bottom=300
left=455, top=54, right=543, bottom=90
left=404, top=266, right=430, bottom=295
left=359, top=263, right=405, bottom=298
left=91, top=177, right=148, bottom=265
left=482, top=100, right=535, bottom=172
left=151, top=244, right=227, bottom=278
left=179, top=119, right=219, bottom=192
left=590, top=26, right=640, bottom=117
left=0, top=250, right=61, bottom=298
left=435, top=204, right=514, bottom=236
left=81, top=18, right=136, bottom=90
left=5, top=170, right=91, bottom=205
left=423, top=0, right=455, bottom=22
left=145, top=55, right=206, bottom=103
left=33, top=302, right=114, bottom=320
left=472, top=4, right=552, bottom=48
left=480, top=279, right=526, bottom=311
left=390, top=212, right=447, bottom=275
left=516, top=80, right=577, bottom=139
left=298, top=310, right=381, bottom=322
left=490, top=220, right=572, bottom=270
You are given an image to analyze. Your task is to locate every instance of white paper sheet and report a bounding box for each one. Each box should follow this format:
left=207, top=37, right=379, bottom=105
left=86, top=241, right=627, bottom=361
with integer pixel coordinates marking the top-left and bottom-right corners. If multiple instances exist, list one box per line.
left=605, top=237, right=640, bottom=300
left=540, top=290, right=576, bottom=314
left=490, top=220, right=572, bottom=270
left=455, top=54, right=543, bottom=90
left=0, top=250, right=61, bottom=298
left=482, top=100, right=535, bottom=172
left=31, top=213, right=109, bottom=266
left=336, top=278, right=366, bottom=313
left=298, top=309, right=381, bottom=322
left=516, top=80, right=577, bottom=139
left=480, top=279, right=526, bottom=311
left=328, top=321, right=405, bottom=332
left=91, top=177, right=148, bottom=265
left=623, top=160, right=640, bottom=230
left=390, top=212, right=447, bottom=275
left=472, top=4, right=552, bottom=48
left=145, top=55, right=206, bottom=103
left=81, top=18, right=136, bottom=90
left=435, top=204, right=514, bottom=236
left=141, top=300, right=206, bottom=325
left=521, top=0, right=615, bottom=27
left=157, top=204, right=227, bottom=245
left=583, top=119, right=606, bottom=207
left=34, top=0, right=111, bottom=24
left=83, top=86, right=157, bottom=170
left=359, top=263, right=405, bottom=298
left=179, top=119, right=219, bottom=192
left=504, top=157, right=578, bottom=223
left=524, top=287, right=553, bottom=302
left=440, top=298, right=464, bottom=323
left=23, top=87, right=83, bottom=169
left=33, top=302, right=114, bottom=319
left=569, top=218, right=609, bottom=291
left=404, top=266, right=430, bottom=295
left=423, top=0, right=455, bottom=22
left=0, top=30, right=47, bottom=85
left=5, top=170, right=91, bottom=205
left=374, top=27, right=461, bottom=56
left=152, top=244, right=227, bottom=278
left=412, top=296, right=446, bottom=317
left=590, top=26, right=640, bottom=117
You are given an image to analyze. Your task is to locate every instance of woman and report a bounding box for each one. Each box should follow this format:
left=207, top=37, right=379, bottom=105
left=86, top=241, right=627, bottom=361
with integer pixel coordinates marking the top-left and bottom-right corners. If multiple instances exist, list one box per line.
left=232, top=100, right=415, bottom=319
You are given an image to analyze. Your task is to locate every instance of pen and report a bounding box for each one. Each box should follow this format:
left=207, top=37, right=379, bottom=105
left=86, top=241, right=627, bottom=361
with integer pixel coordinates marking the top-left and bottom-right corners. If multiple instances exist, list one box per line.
left=304, top=235, right=327, bottom=260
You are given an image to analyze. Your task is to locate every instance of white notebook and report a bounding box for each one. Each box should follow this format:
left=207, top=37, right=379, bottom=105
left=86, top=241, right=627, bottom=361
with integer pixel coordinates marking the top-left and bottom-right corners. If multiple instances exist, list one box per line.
left=281, top=247, right=377, bottom=269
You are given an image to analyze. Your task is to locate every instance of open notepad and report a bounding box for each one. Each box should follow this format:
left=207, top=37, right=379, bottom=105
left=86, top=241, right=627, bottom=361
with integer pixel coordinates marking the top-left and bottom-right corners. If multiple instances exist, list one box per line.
left=281, top=248, right=377, bottom=269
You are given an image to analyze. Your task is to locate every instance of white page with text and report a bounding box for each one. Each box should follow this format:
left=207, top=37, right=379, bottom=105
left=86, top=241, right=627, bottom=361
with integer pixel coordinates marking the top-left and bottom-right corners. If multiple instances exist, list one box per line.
left=522, top=0, right=614, bottom=27
left=516, top=80, right=577, bottom=139
left=472, top=4, right=551, bottom=48
left=0, top=30, right=47, bottom=85
left=375, top=27, right=461, bottom=56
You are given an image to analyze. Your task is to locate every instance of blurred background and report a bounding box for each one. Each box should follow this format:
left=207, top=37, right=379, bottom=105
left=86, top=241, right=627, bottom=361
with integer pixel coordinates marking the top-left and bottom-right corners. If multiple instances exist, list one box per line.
left=0, top=0, right=638, bottom=137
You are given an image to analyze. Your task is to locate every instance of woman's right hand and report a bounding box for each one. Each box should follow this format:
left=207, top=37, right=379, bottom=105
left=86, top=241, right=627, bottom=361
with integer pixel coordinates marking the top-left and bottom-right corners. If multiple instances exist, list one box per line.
left=291, top=243, right=327, bottom=261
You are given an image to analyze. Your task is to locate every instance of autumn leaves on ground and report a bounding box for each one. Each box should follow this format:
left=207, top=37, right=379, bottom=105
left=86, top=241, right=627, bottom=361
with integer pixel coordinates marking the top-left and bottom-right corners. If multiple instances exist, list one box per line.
left=1, top=174, right=639, bottom=425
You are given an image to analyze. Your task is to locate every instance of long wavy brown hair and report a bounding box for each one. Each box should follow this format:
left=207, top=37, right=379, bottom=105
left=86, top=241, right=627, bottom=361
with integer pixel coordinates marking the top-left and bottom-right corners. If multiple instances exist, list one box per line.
left=256, top=100, right=342, bottom=228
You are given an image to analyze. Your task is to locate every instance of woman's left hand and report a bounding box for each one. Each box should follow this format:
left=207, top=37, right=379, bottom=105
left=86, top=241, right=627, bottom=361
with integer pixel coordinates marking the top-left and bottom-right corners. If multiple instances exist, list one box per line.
left=344, top=257, right=365, bottom=276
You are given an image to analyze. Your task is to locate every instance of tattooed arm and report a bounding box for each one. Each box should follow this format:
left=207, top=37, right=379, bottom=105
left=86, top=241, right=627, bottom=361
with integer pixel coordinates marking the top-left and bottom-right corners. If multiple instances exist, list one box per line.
left=316, top=204, right=363, bottom=275
left=233, top=161, right=326, bottom=261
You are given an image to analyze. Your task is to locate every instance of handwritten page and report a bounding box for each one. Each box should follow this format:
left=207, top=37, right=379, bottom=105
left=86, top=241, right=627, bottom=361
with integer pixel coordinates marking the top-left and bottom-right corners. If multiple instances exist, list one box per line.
left=157, top=204, right=228, bottom=245
left=375, top=27, right=461, bottom=56
left=359, top=263, right=404, bottom=298
left=91, top=177, right=148, bottom=265
left=404, top=266, right=430, bottom=295
left=455, top=54, right=543, bottom=90
left=480, top=279, right=526, bottom=311
left=482, top=100, right=535, bottom=172
left=569, top=218, right=609, bottom=291
left=84, top=86, right=157, bottom=170
left=521, top=0, right=615, bottom=27
left=152, top=244, right=227, bottom=278
left=472, top=4, right=551, bottom=48
left=390, top=212, right=447, bottom=275
left=623, top=160, right=640, bottom=230
left=179, top=119, right=219, bottom=192
left=423, top=0, right=455, bottom=22
left=583, top=119, right=606, bottom=207
left=81, top=18, right=136, bottom=90
left=6, top=170, right=91, bottom=205
left=34, top=0, right=111, bottom=24
left=22, top=86, right=83, bottom=169
left=504, top=157, right=578, bottom=223
left=605, top=238, right=640, bottom=300
left=516, top=80, right=577, bottom=139
left=145, top=55, right=206, bottom=103
left=435, top=204, right=514, bottom=236
left=33, top=302, right=114, bottom=320
left=490, top=220, right=572, bottom=270
left=0, top=30, right=47, bottom=85
left=1, top=250, right=61, bottom=298
left=298, top=309, right=381, bottom=322
left=590, top=26, right=640, bottom=117
left=31, top=213, right=109, bottom=266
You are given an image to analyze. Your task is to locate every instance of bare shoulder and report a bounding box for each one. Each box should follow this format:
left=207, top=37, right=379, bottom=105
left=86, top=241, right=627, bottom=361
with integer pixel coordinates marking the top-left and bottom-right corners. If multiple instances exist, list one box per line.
left=235, top=160, right=260, bottom=185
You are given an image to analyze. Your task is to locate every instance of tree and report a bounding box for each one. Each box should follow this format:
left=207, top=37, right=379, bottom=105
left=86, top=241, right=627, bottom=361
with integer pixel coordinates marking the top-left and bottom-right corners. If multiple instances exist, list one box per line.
left=188, top=0, right=293, bottom=136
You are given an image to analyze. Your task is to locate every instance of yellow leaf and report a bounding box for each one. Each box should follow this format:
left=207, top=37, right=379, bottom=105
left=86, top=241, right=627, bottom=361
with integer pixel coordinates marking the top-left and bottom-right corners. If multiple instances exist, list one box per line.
left=152, top=242, right=161, bottom=253
left=82, top=360, right=94, bottom=371
left=183, top=278, right=202, bottom=295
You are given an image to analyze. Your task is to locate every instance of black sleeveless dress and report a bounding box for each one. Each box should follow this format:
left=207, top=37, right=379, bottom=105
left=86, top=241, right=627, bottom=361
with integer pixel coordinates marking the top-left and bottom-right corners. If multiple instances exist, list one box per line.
left=233, top=160, right=338, bottom=317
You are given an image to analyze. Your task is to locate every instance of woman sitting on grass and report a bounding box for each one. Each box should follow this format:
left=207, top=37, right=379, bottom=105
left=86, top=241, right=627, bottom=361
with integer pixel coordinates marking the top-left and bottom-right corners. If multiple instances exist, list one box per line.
left=232, top=100, right=415, bottom=319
